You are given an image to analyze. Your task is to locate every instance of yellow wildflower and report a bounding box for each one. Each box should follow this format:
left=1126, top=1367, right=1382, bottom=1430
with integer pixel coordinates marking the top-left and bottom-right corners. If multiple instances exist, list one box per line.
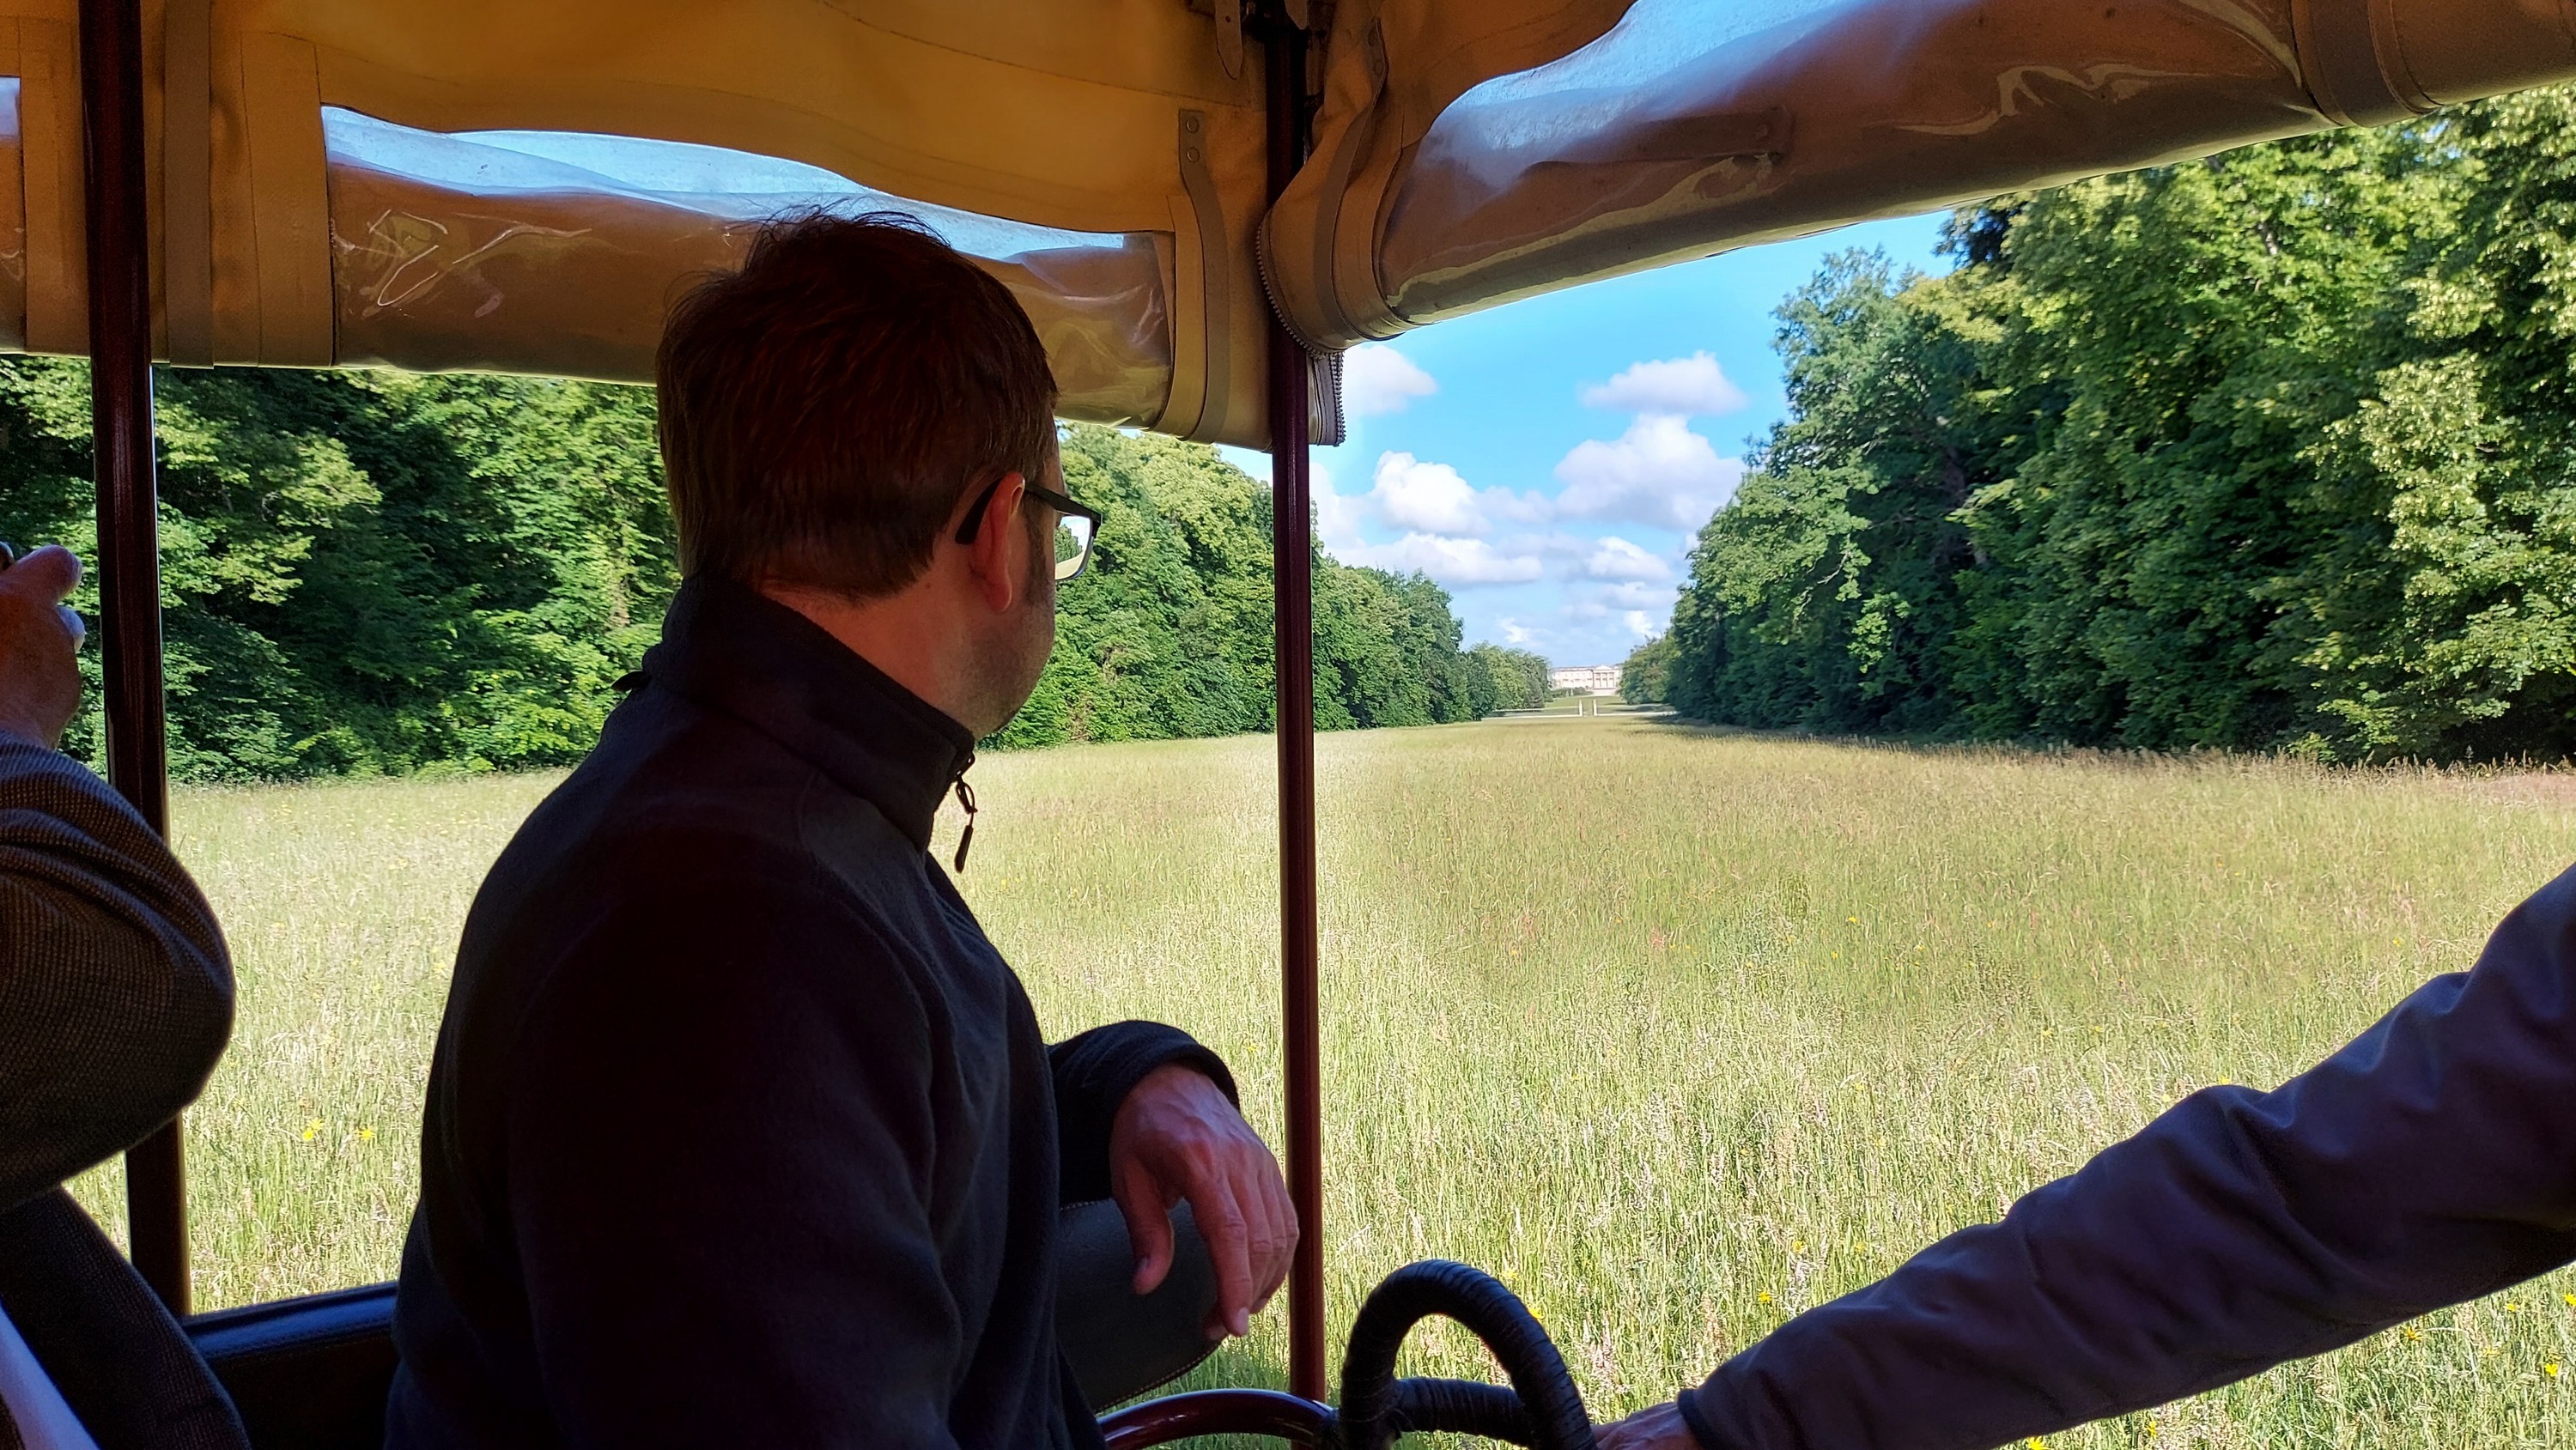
left=358, top=1127, right=376, bottom=1142
left=1757, top=1291, right=1773, bottom=1305
left=2549, top=1362, right=2564, bottom=1379
left=300, top=1118, right=323, bottom=1143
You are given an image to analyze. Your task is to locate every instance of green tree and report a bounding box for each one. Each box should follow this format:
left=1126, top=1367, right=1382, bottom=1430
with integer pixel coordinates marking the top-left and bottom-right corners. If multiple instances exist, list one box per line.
left=1660, top=100, right=2576, bottom=763
left=2276, top=89, right=2576, bottom=758
left=1960, top=125, right=2442, bottom=749
left=1668, top=248, right=2009, bottom=733
left=1619, top=634, right=1676, bottom=704
left=0, top=361, right=673, bottom=779
left=1464, top=643, right=1552, bottom=712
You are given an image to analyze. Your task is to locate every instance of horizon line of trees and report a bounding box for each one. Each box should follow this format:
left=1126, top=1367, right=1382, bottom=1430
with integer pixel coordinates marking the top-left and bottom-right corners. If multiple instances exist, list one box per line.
left=1625, top=85, right=2576, bottom=764
left=0, top=363, right=1551, bottom=781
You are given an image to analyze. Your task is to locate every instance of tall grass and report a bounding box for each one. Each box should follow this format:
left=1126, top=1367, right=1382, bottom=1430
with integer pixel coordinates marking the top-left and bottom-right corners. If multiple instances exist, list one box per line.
left=75, top=719, right=2576, bottom=1445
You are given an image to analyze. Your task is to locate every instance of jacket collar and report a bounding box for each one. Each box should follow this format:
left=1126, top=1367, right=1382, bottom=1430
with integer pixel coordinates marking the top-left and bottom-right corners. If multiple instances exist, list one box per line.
left=639, top=573, right=975, bottom=851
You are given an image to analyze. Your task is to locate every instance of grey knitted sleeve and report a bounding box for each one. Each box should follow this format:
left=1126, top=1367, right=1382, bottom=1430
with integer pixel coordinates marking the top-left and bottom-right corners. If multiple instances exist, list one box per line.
left=0, top=741, right=233, bottom=1214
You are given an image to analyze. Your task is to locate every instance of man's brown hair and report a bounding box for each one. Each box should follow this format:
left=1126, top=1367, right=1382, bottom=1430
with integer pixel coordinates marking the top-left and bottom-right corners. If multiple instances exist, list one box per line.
left=656, top=211, right=1058, bottom=596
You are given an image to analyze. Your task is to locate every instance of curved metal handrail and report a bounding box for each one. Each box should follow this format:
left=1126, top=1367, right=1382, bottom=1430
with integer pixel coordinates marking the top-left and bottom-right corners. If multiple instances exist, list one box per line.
left=1098, top=1388, right=1336, bottom=1447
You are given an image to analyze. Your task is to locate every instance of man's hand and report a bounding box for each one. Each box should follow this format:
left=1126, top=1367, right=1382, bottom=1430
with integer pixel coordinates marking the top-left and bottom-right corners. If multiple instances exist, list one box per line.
left=1108, top=1062, right=1297, bottom=1340
left=0, top=546, right=86, bottom=749
left=1595, top=1400, right=1702, bottom=1450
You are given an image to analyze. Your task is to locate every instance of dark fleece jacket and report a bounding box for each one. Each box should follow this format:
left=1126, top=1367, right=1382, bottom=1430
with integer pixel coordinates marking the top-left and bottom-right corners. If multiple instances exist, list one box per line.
left=385, top=575, right=1230, bottom=1450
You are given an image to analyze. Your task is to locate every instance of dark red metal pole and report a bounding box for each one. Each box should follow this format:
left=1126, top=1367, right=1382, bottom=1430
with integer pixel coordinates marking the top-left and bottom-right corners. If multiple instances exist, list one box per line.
left=1262, top=17, right=1326, bottom=1404
left=78, top=0, right=187, bottom=1315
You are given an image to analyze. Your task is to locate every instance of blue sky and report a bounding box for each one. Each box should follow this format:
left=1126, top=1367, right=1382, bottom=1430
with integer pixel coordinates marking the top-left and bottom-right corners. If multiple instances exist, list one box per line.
left=1220, top=211, right=1952, bottom=668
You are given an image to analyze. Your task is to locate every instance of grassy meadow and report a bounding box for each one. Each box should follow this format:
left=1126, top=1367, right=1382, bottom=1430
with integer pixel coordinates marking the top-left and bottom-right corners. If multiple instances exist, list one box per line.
left=69, top=717, right=2576, bottom=1446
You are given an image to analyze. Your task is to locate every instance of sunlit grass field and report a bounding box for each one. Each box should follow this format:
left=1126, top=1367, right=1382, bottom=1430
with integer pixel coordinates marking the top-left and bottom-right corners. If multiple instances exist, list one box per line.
left=69, top=718, right=2576, bottom=1446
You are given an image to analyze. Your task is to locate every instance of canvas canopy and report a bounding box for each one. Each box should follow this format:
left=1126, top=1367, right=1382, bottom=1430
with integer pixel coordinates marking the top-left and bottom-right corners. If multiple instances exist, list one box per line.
left=0, top=0, right=2571, bottom=449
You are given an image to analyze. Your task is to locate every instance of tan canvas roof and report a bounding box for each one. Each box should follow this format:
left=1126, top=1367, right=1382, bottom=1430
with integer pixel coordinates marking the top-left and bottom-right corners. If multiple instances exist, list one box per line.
left=0, top=0, right=2569, bottom=447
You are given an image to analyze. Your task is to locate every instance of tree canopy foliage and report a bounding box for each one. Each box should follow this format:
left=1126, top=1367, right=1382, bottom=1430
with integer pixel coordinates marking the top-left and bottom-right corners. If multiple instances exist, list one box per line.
left=993, top=424, right=1549, bottom=748
left=0, top=364, right=1537, bottom=779
left=1662, top=88, right=2576, bottom=762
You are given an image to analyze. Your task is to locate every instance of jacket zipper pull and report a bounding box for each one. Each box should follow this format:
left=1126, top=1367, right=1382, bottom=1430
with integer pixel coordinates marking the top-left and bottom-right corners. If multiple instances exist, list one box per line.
left=951, top=771, right=977, bottom=873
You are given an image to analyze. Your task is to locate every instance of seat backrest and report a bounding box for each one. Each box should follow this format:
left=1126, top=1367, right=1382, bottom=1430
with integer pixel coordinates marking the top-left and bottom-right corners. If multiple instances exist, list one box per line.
left=0, top=1192, right=249, bottom=1450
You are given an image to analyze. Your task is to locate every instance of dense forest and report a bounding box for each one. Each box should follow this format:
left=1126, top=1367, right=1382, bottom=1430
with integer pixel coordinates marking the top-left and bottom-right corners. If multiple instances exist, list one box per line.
left=0, top=365, right=1546, bottom=780
left=1641, top=86, right=2576, bottom=763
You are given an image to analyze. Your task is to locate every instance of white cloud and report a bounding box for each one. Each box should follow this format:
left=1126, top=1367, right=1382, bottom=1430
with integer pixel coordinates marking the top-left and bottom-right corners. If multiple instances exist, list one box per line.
left=1310, top=472, right=1371, bottom=554
left=1624, top=610, right=1656, bottom=639
left=1343, top=343, right=1438, bottom=417
left=1370, top=453, right=1484, bottom=535
left=1563, top=579, right=1678, bottom=634
left=1341, top=533, right=1545, bottom=587
left=1498, top=618, right=1536, bottom=646
left=1583, top=536, right=1672, bottom=582
left=1580, top=351, right=1748, bottom=417
left=1553, top=415, right=1746, bottom=532
left=1367, top=452, right=1550, bottom=537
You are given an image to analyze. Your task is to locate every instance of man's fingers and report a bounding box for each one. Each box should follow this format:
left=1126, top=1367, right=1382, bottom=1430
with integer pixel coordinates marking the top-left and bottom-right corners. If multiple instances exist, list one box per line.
left=55, top=606, right=84, bottom=650
left=1115, top=1174, right=1176, bottom=1296
left=1222, top=1138, right=1294, bottom=1313
left=0, top=546, right=82, bottom=607
left=1232, top=1152, right=1286, bottom=1311
left=1246, top=1154, right=1297, bottom=1310
left=1194, top=1191, right=1256, bottom=1339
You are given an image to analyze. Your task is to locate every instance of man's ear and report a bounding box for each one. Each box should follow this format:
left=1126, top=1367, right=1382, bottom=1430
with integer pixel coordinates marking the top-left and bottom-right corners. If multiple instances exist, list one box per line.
left=963, top=471, right=1029, bottom=613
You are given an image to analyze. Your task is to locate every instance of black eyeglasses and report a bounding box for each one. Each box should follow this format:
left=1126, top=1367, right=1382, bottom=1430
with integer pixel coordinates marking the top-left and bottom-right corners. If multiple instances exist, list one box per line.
left=954, top=477, right=1103, bottom=581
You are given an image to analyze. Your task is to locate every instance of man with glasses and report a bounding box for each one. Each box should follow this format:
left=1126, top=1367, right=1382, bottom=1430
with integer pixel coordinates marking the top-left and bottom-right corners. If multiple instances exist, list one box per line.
left=386, top=213, right=1291, bottom=1450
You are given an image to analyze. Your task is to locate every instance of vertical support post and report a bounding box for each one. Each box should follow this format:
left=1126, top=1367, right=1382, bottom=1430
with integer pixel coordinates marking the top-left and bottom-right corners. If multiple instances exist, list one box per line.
left=1261, top=16, right=1326, bottom=1404
left=78, top=0, right=187, bottom=1316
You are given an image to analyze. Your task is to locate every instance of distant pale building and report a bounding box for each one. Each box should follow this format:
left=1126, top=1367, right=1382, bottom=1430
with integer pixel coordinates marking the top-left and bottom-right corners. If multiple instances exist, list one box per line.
left=1549, top=664, right=1623, bottom=695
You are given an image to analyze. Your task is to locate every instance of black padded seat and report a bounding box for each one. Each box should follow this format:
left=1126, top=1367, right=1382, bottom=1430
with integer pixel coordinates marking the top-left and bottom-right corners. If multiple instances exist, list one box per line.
left=187, top=1284, right=396, bottom=1450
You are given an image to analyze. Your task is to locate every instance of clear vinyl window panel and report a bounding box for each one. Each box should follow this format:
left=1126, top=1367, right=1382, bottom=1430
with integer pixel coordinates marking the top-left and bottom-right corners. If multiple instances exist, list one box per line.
left=325, top=110, right=1174, bottom=425
left=1379, top=0, right=2322, bottom=324
left=1437, top=0, right=1856, bottom=156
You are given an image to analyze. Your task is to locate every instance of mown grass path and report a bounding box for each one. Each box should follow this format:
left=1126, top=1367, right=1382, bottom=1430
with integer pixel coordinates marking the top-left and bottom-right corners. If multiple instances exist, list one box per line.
left=74, top=719, right=2576, bottom=1445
